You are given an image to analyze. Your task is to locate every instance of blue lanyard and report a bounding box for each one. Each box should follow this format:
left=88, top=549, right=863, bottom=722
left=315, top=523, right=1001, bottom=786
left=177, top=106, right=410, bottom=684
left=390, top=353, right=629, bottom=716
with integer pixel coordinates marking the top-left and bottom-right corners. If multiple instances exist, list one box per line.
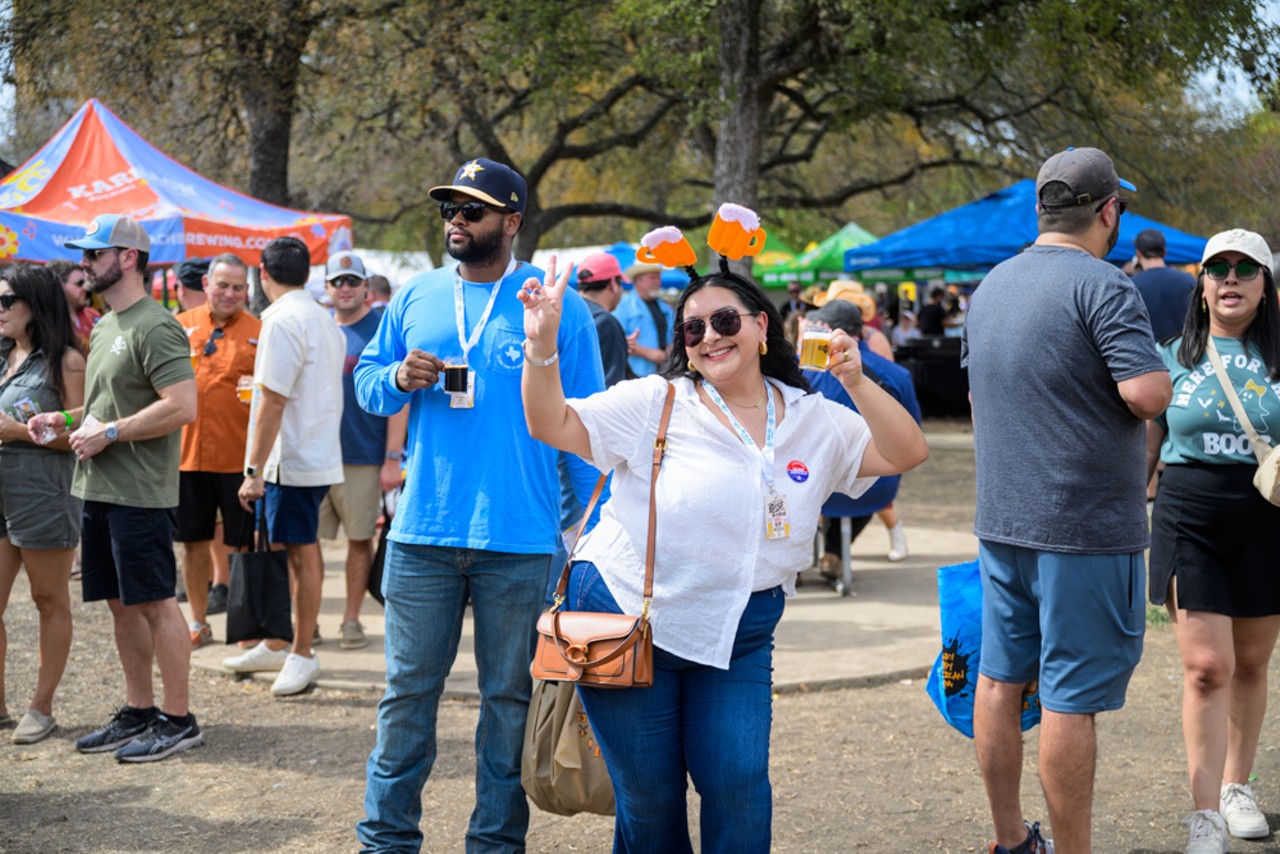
left=702, top=380, right=777, bottom=494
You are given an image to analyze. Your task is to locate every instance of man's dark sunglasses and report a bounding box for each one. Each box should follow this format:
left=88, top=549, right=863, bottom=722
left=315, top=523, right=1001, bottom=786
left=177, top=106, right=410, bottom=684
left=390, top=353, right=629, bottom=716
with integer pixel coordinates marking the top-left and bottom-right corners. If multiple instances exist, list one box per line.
left=676, top=308, right=757, bottom=348
left=0, top=293, right=22, bottom=310
left=1094, top=196, right=1127, bottom=216
left=1204, top=260, right=1263, bottom=281
left=82, top=246, right=121, bottom=263
left=438, top=201, right=505, bottom=223
left=203, top=327, right=225, bottom=356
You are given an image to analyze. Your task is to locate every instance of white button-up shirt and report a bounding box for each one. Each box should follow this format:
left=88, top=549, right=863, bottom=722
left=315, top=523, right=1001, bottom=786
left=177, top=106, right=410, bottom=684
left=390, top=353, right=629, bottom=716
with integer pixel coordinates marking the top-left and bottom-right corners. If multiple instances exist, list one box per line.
left=569, top=375, right=875, bottom=668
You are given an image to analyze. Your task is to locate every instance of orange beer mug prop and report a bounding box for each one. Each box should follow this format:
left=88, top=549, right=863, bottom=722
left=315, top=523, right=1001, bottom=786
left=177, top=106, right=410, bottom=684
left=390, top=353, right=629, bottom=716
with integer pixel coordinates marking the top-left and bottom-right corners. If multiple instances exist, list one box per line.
left=707, top=203, right=766, bottom=260
left=636, top=226, right=697, bottom=268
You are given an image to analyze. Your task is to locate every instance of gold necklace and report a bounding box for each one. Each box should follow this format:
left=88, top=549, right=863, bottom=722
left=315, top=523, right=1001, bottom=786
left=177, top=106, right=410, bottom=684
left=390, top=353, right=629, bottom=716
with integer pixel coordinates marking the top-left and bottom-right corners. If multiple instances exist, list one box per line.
left=710, top=381, right=767, bottom=410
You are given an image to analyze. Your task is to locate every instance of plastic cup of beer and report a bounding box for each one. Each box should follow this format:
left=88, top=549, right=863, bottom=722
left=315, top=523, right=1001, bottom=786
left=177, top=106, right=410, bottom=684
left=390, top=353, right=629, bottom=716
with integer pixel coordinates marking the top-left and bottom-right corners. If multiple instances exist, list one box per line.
left=799, top=329, right=832, bottom=371
left=236, top=376, right=253, bottom=404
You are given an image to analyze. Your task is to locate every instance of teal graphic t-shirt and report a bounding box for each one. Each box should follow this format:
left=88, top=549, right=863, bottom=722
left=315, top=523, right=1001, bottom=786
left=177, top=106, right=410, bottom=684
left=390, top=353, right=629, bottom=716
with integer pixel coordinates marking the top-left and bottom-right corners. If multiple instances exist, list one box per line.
left=1159, top=335, right=1280, bottom=464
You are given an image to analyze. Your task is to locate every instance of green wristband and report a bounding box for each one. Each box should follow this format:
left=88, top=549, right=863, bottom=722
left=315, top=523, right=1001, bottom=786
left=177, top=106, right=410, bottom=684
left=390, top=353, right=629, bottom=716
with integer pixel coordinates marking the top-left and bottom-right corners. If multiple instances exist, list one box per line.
left=61, top=410, right=73, bottom=430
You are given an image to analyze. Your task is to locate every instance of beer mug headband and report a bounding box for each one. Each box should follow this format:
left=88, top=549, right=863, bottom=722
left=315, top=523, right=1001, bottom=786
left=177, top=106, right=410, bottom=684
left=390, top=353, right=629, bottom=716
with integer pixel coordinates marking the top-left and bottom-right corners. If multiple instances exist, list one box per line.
left=636, top=203, right=768, bottom=281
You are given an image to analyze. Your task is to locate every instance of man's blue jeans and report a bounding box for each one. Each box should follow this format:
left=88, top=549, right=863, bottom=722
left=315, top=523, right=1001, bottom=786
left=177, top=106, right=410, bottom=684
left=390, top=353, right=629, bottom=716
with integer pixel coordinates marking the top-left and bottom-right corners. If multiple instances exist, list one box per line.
left=358, top=542, right=549, bottom=853
left=569, top=561, right=784, bottom=854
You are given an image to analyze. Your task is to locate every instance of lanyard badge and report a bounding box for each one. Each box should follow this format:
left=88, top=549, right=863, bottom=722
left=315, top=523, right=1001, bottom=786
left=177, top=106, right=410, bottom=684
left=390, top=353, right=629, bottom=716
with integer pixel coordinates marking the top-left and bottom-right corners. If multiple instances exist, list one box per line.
left=448, top=258, right=518, bottom=410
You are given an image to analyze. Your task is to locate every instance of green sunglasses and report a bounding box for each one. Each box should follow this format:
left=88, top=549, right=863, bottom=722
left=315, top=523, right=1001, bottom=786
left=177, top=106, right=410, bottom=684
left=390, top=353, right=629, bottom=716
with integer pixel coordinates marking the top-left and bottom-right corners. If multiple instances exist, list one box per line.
left=1204, top=260, right=1263, bottom=281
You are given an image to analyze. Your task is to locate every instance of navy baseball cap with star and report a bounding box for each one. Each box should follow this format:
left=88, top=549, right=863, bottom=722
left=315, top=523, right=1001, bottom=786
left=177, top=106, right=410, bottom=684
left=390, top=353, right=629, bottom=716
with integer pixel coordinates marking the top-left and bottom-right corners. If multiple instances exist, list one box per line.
left=428, top=158, right=527, bottom=215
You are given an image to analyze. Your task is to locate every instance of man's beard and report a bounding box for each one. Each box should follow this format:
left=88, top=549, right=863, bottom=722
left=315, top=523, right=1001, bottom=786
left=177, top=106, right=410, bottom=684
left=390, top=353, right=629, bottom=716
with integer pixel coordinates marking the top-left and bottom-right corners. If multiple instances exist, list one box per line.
left=85, top=257, right=123, bottom=294
left=1105, top=216, right=1121, bottom=256
left=447, top=225, right=505, bottom=266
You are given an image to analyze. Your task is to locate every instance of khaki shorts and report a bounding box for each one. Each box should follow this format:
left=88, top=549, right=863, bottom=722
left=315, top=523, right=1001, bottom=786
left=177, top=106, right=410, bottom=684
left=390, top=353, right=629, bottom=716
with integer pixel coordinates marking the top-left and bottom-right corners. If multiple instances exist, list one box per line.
left=318, top=464, right=382, bottom=541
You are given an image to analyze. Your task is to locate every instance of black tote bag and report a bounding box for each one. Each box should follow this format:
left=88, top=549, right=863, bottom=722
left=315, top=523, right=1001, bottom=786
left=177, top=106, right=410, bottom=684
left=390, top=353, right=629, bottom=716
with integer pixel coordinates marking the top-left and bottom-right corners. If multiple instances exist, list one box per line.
left=225, top=502, right=294, bottom=644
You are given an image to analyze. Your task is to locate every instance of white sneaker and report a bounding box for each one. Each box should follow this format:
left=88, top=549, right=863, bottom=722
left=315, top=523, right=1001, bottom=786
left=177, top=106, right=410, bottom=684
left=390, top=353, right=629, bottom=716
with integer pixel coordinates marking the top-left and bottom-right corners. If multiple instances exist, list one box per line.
left=887, top=522, right=908, bottom=562
left=270, top=653, right=319, bottom=696
left=1221, top=782, right=1270, bottom=839
left=222, top=641, right=289, bottom=673
left=1184, top=809, right=1230, bottom=854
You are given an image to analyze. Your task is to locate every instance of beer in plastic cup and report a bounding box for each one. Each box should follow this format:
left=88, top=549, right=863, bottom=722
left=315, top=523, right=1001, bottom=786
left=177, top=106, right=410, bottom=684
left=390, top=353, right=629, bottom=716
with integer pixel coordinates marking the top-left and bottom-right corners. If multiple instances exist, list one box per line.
left=799, top=329, right=832, bottom=371
left=236, top=376, right=253, bottom=404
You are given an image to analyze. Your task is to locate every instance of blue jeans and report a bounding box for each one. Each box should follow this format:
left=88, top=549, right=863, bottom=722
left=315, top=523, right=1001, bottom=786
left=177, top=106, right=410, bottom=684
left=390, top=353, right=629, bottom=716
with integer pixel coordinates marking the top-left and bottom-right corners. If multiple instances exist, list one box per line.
left=568, top=561, right=784, bottom=854
left=358, top=542, right=550, bottom=853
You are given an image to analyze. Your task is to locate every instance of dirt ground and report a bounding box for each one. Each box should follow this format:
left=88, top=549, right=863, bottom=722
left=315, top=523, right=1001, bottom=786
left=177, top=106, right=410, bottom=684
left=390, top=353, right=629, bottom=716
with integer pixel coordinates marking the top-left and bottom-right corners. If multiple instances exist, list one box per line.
left=4, top=421, right=1280, bottom=852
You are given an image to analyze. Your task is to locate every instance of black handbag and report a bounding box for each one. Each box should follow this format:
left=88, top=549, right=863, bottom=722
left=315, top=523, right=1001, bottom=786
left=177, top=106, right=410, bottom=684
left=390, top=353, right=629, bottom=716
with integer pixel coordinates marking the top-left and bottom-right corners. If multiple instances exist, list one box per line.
left=367, top=494, right=393, bottom=607
left=225, top=503, right=293, bottom=644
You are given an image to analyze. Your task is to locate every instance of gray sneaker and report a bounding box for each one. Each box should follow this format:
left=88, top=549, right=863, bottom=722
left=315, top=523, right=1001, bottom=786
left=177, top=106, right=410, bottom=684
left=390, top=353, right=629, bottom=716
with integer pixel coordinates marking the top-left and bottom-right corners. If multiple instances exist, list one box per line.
left=1221, top=782, right=1269, bottom=839
left=1184, top=809, right=1229, bottom=854
left=12, top=710, right=56, bottom=744
left=75, top=705, right=158, bottom=753
left=340, top=620, right=368, bottom=650
left=115, top=713, right=204, bottom=763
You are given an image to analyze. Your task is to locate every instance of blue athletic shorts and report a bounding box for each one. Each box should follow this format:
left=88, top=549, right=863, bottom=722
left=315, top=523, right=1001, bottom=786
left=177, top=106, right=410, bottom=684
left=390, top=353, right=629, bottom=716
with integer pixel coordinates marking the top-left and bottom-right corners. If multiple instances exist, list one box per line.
left=264, top=483, right=329, bottom=545
left=80, top=501, right=178, bottom=606
left=978, top=540, right=1145, bottom=714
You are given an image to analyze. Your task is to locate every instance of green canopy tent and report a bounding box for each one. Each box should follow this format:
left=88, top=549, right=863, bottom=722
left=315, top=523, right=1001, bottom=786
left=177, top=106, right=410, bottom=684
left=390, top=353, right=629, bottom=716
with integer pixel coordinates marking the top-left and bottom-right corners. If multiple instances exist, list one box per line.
left=759, top=222, right=877, bottom=287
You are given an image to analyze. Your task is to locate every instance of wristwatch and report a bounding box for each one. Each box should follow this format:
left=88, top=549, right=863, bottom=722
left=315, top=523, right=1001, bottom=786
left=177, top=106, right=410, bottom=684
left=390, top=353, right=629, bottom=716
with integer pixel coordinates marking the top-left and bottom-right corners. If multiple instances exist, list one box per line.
left=104, top=422, right=119, bottom=443
left=244, top=464, right=259, bottom=478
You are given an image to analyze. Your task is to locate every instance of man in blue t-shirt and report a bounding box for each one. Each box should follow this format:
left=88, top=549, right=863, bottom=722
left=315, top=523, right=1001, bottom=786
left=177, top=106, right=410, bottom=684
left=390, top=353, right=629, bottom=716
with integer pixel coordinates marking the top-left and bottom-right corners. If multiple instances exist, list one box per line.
left=801, top=299, right=921, bottom=580
left=353, top=158, right=604, bottom=853
left=962, top=148, right=1171, bottom=854
left=1132, top=228, right=1195, bottom=341
left=317, top=251, right=406, bottom=652
left=613, top=262, right=674, bottom=377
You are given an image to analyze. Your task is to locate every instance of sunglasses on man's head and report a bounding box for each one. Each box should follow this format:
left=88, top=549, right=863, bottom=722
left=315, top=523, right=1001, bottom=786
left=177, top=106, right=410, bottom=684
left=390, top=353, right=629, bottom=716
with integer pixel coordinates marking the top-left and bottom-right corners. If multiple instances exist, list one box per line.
left=438, top=201, right=501, bottom=223
left=0, top=293, right=21, bottom=310
left=1203, top=260, right=1263, bottom=281
left=676, top=308, right=757, bottom=348
left=203, top=327, right=225, bottom=356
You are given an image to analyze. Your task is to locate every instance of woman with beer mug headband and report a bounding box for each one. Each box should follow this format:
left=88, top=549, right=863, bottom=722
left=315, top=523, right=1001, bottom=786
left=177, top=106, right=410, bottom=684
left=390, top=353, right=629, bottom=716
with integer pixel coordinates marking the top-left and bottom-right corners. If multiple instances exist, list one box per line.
left=1145, top=229, right=1280, bottom=852
left=518, top=205, right=928, bottom=852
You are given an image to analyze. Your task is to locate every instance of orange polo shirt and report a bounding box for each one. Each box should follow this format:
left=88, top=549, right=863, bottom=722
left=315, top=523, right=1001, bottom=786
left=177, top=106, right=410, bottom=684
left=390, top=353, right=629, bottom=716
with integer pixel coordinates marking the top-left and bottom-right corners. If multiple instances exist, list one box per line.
left=177, top=305, right=261, bottom=473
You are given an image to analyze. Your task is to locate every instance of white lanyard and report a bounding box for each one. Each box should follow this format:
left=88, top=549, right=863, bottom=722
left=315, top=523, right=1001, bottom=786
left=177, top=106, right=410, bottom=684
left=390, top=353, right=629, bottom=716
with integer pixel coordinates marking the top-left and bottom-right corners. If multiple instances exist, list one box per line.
left=702, top=380, right=778, bottom=494
left=453, top=257, right=518, bottom=364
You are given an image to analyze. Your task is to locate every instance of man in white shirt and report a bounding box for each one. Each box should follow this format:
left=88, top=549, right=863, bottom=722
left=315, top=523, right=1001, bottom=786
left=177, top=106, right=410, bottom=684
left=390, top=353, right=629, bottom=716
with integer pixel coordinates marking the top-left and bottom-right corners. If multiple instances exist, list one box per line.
left=225, top=236, right=345, bottom=697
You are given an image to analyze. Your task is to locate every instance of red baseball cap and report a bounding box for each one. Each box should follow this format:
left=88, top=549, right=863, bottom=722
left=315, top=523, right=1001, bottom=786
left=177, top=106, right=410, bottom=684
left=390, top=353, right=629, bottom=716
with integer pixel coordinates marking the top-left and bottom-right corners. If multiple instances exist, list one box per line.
left=576, top=252, right=624, bottom=285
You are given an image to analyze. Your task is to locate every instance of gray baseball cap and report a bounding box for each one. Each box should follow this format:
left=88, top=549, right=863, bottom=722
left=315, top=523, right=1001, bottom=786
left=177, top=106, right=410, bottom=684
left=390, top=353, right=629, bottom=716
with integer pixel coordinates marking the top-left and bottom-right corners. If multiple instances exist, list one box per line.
left=1036, top=147, right=1136, bottom=209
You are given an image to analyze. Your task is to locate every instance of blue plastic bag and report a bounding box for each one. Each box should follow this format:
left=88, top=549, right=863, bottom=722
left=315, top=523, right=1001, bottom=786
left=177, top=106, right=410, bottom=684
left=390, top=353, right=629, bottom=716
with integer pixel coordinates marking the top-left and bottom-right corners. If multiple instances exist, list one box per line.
left=925, top=559, right=1041, bottom=738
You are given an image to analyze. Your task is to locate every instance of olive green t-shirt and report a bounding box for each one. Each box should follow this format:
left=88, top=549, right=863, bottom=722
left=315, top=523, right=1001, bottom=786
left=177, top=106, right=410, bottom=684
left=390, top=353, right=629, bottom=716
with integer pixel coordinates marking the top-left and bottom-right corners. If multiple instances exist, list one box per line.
left=72, top=298, right=194, bottom=508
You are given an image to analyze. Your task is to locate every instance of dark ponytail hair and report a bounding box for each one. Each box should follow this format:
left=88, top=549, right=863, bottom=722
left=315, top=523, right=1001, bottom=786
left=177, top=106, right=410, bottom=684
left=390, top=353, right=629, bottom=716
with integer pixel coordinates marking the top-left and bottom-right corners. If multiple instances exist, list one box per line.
left=0, top=264, right=78, bottom=400
left=1176, top=266, right=1280, bottom=380
left=659, top=268, right=812, bottom=393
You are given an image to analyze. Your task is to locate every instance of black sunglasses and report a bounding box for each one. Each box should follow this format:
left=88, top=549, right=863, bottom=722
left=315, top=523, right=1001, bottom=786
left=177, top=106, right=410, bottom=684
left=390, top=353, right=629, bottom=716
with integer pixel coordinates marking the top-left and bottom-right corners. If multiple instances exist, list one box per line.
left=0, top=293, right=21, bottom=310
left=439, top=201, right=503, bottom=223
left=677, top=308, right=757, bottom=348
left=330, top=276, right=364, bottom=289
left=1094, top=196, right=1127, bottom=216
left=82, top=246, right=122, bottom=263
left=203, top=327, right=225, bottom=356
left=1203, top=260, right=1263, bottom=281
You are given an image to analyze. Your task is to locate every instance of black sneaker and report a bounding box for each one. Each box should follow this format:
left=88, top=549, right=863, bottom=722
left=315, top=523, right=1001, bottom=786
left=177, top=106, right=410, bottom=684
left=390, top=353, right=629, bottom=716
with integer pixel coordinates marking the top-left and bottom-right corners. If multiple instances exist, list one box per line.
left=206, top=583, right=229, bottom=615
left=114, top=713, right=204, bottom=763
left=75, top=705, right=159, bottom=753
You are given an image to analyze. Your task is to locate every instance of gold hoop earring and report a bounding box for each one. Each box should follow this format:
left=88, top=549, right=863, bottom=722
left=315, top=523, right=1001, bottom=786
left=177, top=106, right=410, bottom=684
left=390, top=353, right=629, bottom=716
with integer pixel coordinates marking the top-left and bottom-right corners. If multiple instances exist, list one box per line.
left=687, top=360, right=695, bottom=372
left=759, top=341, right=768, bottom=356
left=1202, top=298, right=1208, bottom=312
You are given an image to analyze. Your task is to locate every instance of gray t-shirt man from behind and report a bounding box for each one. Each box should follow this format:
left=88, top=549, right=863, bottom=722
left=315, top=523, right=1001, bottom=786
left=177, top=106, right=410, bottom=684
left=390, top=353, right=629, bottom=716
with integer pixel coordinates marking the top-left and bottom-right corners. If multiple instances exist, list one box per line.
left=961, top=244, right=1166, bottom=553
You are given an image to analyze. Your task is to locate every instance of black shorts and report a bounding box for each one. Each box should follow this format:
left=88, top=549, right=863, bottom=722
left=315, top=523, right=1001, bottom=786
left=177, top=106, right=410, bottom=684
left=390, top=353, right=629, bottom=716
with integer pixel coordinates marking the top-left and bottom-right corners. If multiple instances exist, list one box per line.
left=176, top=471, right=254, bottom=547
left=823, top=515, right=873, bottom=553
left=81, top=501, right=179, bottom=606
left=1149, top=462, right=1280, bottom=617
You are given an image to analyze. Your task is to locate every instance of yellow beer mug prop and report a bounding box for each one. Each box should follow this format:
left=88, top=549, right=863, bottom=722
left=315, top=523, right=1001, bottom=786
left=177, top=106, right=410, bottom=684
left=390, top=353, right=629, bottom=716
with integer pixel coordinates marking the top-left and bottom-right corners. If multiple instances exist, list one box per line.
left=636, top=226, right=698, bottom=268
left=707, top=203, right=767, bottom=260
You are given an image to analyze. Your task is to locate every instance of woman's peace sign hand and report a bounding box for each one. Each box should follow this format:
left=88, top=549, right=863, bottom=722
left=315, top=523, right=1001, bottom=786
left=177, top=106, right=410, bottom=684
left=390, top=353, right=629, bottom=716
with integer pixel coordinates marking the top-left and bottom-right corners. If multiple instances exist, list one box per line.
left=518, top=254, right=571, bottom=351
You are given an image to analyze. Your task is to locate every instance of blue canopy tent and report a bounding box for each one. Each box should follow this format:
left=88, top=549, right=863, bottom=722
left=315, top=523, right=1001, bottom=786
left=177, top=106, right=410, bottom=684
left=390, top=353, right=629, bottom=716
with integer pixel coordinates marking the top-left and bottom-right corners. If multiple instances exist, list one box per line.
left=843, top=179, right=1207, bottom=273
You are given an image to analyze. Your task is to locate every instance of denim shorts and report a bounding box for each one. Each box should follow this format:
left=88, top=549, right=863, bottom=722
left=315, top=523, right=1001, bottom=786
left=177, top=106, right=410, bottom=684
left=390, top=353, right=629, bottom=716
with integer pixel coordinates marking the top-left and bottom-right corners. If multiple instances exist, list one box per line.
left=81, top=501, right=178, bottom=606
left=978, top=540, right=1145, bottom=714
left=264, top=482, right=330, bottom=545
